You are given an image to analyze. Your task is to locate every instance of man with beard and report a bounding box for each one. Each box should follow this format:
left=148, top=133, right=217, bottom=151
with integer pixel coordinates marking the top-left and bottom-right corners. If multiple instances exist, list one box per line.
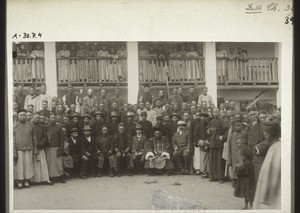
left=138, top=111, right=153, bottom=139
left=68, top=127, right=88, bottom=179
left=31, top=113, right=53, bottom=186
left=207, top=108, right=228, bottom=183
left=131, top=124, right=147, bottom=174
left=172, top=121, right=191, bottom=175
left=144, top=126, right=174, bottom=176
left=113, top=123, right=134, bottom=176
left=190, top=112, right=210, bottom=177
left=95, top=126, right=115, bottom=177
left=81, top=125, right=97, bottom=177
left=44, top=114, right=66, bottom=183
left=14, top=109, right=39, bottom=189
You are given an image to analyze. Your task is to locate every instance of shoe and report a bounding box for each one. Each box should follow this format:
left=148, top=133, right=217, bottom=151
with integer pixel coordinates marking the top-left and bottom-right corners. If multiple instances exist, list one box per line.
left=195, top=170, right=201, bottom=175
left=23, top=182, right=30, bottom=188
left=80, top=176, right=87, bottom=179
left=45, top=181, right=54, bottom=186
left=201, top=173, right=208, bottom=178
left=16, top=183, right=23, bottom=190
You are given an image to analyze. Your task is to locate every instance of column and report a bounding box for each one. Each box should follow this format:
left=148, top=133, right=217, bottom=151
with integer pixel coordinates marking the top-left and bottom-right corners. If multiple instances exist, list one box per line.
left=127, top=42, right=139, bottom=104
left=44, top=42, right=58, bottom=97
left=203, top=42, right=217, bottom=105
left=274, top=42, right=281, bottom=108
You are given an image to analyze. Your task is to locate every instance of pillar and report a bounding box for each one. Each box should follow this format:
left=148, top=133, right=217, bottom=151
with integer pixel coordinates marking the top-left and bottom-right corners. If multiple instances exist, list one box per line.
left=203, top=42, right=217, bottom=105
left=44, top=42, right=58, bottom=97
left=274, top=42, right=281, bottom=108
left=127, top=42, right=139, bottom=104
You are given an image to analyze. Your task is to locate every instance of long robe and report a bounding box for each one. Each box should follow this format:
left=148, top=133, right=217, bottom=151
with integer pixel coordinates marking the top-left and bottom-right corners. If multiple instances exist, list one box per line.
left=254, top=141, right=281, bottom=209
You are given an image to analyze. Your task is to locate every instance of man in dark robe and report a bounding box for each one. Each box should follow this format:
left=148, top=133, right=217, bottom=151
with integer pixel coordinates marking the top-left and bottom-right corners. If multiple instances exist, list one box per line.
left=124, top=111, right=136, bottom=137
left=139, top=85, right=153, bottom=105
left=91, top=111, right=106, bottom=139
left=68, top=128, right=88, bottom=179
left=139, top=111, right=153, bottom=139
left=186, top=87, right=198, bottom=104
left=14, top=84, right=26, bottom=110
left=246, top=111, right=265, bottom=152
left=144, top=126, right=174, bottom=175
left=108, top=111, right=120, bottom=136
left=62, top=84, right=78, bottom=109
left=111, top=89, right=125, bottom=110
left=131, top=124, right=147, bottom=174
left=113, top=123, right=134, bottom=176
left=207, top=108, right=228, bottom=183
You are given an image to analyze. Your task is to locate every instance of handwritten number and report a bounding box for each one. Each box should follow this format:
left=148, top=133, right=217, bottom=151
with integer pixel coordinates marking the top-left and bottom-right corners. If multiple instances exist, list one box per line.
left=290, top=17, right=294, bottom=25
left=32, top=32, right=36, bottom=38
left=285, top=16, right=294, bottom=25
left=285, top=5, right=290, bottom=11
left=38, top=33, right=42, bottom=38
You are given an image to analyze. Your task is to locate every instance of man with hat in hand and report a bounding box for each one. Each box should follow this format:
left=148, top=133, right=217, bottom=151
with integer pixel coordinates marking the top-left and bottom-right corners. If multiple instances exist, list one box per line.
left=139, top=111, right=153, bottom=139
left=81, top=125, right=97, bottom=177
left=131, top=124, right=147, bottom=174
left=68, top=127, right=88, bottom=179
left=172, top=121, right=191, bottom=175
left=108, top=111, right=120, bottom=136
left=14, top=109, right=39, bottom=189
left=95, top=126, right=115, bottom=177
left=144, top=126, right=174, bottom=176
left=113, top=123, right=134, bottom=176
left=44, top=114, right=66, bottom=183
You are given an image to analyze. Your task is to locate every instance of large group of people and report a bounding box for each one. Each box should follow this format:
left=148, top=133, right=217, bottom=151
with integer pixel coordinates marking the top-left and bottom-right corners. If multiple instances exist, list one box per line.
left=13, top=83, right=281, bottom=209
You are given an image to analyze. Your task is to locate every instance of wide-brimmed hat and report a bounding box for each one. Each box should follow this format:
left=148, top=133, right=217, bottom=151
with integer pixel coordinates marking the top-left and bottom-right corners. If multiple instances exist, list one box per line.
left=153, top=125, right=162, bottom=132
left=95, top=111, right=104, bottom=116
left=82, top=125, right=92, bottom=131
left=177, top=120, right=187, bottom=126
left=82, top=114, right=92, bottom=119
left=135, top=124, right=143, bottom=130
left=70, top=112, right=80, bottom=119
left=70, top=127, right=79, bottom=133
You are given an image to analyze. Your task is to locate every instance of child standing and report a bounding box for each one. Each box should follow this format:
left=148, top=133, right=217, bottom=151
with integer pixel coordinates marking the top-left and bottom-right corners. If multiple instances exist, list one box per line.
left=234, top=148, right=255, bottom=209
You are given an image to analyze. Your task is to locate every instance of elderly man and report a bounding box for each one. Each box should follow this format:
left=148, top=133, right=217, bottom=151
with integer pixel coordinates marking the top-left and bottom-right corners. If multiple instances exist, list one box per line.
left=83, top=89, right=98, bottom=115
left=172, top=121, right=191, bottom=175
left=198, top=87, right=214, bottom=108
left=44, top=114, right=66, bottom=183
left=14, top=109, right=39, bottom=189
left=131, top=124, right=147, bottom=174
left=113, top=123, right=134, bottom=176
left=144, top=126, right=174, bottom=176
left=95, top=126, right=115, bottom=177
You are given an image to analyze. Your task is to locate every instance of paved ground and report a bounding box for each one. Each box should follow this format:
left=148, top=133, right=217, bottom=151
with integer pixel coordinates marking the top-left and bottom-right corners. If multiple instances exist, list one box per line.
left=14, top=175, right=243, bottom=210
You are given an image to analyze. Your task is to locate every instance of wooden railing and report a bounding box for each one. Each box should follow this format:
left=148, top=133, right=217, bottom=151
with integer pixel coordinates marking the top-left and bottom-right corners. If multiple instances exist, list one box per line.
left=13, top=57, right=45, bottom=83
left=57, top=57, right=127, bottom=83
left=139, top=57, right=205, bottom=82
left=216, top=57, right=278, bottom=84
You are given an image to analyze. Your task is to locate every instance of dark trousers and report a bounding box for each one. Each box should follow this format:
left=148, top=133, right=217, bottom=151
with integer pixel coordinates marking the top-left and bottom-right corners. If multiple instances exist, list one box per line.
left=173, top=147, right=191, bottom=169
left=115, top=153, right=134, bottom=173
left=97, top=154, right=115, bottom=169
left=72, top=159, right=87, bottom=177
left=132, top=154, right=145, bottom=172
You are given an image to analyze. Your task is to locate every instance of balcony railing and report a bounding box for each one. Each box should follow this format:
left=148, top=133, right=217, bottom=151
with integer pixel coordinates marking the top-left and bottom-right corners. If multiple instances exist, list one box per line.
left=139, top=57, right=205, bottom=83
left=217, top=57, right=278, bottom=85
left=57, top=57, right=127, bottom=83
left=13, top=57, right=45, bottom=83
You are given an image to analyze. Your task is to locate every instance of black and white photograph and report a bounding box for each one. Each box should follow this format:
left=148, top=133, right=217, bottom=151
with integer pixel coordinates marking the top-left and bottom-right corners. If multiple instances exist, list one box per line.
left=6, top=0, right=293, bottom=212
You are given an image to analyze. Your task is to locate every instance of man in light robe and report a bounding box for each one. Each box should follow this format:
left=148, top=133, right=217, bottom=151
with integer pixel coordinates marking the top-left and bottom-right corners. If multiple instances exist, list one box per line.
left=36, top=84, right=52, bottom=111
left=198, top=87, right=214, bottom=108
left=83, top=89, right=98, bottom=115
left=14, top=109, right=39, bottom=189
left=24, top=85, right=39, bottom=111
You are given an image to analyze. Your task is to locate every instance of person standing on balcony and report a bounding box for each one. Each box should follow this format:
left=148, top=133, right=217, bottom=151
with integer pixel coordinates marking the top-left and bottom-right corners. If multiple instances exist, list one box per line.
left=198, top=87, right=214, bottom=108
left=111, top=89, right=125, bottom=110
left=14, top=84, right=26, bottom=110
left=30, top=44, right=44, bottom=82
left=86, top=44, right=98, bottom=82
left=97, top=44, right=110, bottom=81
left=24, top=85, right=39, bottom=111
left=69, top=43, right=78, bottom=82
left=57, top=44, right=71, bottom=82
left=227, top=48, right=238, bottom=81
left=216, top=45, right=228, bottom=82
left=77, top=43, right=87, bottom=82
left=16, top=44, right=31, bottom=82
left=62, top=84, right=78, bottom=110
left=36, top=84, right=52, bottom=111
left=83, top=89, right=99, bottom=115
left=186, top=45, right=200, bottom=80
left=169, top=88, right=183, bottom=108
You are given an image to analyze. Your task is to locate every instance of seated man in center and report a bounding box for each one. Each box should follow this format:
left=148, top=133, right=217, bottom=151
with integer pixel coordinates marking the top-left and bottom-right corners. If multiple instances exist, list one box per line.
left=144, top=126, right=174, bottom=176
left=172, top=121, right=191, bottom=175
left=131, top=124, right=147, bottom=174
